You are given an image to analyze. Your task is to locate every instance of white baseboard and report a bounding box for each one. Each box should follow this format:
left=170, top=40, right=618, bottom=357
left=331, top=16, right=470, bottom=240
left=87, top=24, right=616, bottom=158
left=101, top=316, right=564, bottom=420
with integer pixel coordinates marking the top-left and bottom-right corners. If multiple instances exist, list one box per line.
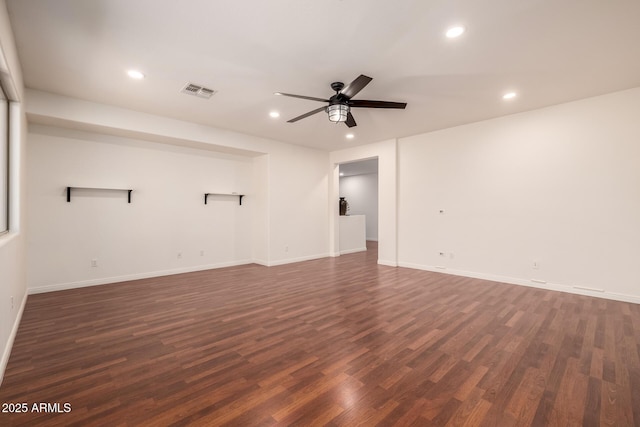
left=264, top=252, right=330, bottom=267
left=340, top=247, right=367, bottom=255
left=378, top=259, right=398, bottom=267
left=28, top=260, right=253, bottom=295
left=397, top=262, right=640, bottom=305
left=27, top=254, right=337, bottom=293
left=0, top=291, right=28, bottom=387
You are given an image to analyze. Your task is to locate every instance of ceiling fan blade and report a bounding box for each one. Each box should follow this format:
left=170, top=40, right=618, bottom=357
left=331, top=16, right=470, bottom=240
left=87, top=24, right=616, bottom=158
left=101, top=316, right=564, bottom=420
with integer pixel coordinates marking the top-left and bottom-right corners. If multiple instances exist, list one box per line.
left=350, top=100, right=407, bottom=109
left=275, top=92, right=328, bottom=103
left=345, top=112, right=357, bottom=128
left=287, top=106, right=327, bottom=123
left=340, top=75, right=373, bottom=99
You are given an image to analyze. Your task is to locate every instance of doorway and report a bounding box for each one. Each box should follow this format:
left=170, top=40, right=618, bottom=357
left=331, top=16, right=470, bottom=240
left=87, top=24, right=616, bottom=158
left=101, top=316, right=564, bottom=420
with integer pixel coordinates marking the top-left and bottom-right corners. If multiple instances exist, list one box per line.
left=329, top=140, right=398, bottom=266
left=338, top=159, right=379, bottom=255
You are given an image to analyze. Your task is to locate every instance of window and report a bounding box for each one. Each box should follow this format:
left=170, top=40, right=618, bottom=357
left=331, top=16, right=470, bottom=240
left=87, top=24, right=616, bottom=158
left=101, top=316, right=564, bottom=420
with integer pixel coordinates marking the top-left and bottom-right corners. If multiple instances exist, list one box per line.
left=0, top=84, right=8, bottom=233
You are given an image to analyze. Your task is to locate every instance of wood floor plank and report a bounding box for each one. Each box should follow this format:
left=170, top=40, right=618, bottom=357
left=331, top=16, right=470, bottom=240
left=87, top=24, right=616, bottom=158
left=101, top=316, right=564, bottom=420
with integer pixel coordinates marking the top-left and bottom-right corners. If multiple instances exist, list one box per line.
left=2, top=241, right=640, bottom=425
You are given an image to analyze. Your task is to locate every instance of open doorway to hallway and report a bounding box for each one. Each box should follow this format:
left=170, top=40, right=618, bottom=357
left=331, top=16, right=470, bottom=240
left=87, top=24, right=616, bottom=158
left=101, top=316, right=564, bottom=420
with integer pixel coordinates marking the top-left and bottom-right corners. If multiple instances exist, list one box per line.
left=338, top=158, right=379, bottom=256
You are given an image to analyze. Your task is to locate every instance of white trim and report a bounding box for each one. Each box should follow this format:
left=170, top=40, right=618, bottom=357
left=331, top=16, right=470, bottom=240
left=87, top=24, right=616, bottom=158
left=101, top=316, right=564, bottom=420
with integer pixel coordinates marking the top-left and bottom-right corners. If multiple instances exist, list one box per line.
left=264, top=253, right=330, bottom=267
left=340, top=247, right=367, bottom=255
left=28, top=260, right=253, bottom=294
left=9, top=102, right=23, bottom=232
left=28, top=254, right=338, bottom=295
left=397, top=262, right=640, bottom=305
left=0, top=291, right=27, bottom=386
left=378, top=259, right=398, bottom=267
left=0, top=229, right=18, bottom=249
left=27, top=254, right=337, bottom=293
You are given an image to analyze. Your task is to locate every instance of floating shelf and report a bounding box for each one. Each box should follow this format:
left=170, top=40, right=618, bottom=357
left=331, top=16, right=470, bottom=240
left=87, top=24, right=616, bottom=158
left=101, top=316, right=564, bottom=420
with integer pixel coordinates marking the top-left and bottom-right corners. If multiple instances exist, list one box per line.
left=67, top=187, right=133, bottom=203
left=204, top=193, right=244, bottom=205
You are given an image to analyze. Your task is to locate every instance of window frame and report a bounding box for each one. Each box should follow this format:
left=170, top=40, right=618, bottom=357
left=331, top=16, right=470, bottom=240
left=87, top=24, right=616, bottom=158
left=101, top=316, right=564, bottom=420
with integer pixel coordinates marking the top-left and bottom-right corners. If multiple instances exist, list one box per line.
left=0, top=82, right=8, bottom=235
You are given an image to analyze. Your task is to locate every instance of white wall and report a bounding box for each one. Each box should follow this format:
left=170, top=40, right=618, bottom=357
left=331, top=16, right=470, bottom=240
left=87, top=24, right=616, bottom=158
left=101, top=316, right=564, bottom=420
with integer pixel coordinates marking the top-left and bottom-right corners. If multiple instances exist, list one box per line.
left=339, top=173, right=379, bottom=240
left=0, top=0, right=27, bottom=386
left=251, top=154, right=269, bottom=265
left=267, top=144, right=329, bottom=265
left=398, top=87, right=640, bottom=303
left=25, top=90, right=329, bottom=273
left=27, top=126, right=255, bottom=292
left=339, top=215, right=367, bottom=254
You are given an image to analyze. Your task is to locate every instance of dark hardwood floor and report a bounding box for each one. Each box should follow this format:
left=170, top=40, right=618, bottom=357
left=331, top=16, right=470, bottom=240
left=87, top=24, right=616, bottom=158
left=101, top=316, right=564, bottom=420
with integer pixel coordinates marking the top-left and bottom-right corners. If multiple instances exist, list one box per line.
left=2, top=241, right=640, bottom=426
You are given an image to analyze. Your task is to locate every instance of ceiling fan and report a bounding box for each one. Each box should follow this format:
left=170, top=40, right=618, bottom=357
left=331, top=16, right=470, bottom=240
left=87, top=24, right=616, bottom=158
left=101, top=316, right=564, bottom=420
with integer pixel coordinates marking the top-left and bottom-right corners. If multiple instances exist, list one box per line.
left=275, top=74, right=407, bottom=128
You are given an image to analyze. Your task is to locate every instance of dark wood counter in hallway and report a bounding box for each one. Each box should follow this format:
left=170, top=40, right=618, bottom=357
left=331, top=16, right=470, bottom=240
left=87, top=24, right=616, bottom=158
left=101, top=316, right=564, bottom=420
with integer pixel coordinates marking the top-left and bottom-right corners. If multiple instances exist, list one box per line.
left=1, top=241, right=639, bottom=426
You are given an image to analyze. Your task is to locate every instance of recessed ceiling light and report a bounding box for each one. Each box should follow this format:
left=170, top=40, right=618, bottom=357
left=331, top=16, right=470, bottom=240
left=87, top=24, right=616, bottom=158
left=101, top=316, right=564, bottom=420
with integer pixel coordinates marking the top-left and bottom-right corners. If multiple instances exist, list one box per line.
left=446, top=26, right=465, bottom=38
left=346, top=133, right=355, bottom=139
left=503, top=92, right=517, bottom=100
left=339, top=172, right=344, bottom=176
left=127, top=70, right=145, bottom=79
left=274, top=92, right=282, bottom=96
left=269, top=111, right=280, bottom=118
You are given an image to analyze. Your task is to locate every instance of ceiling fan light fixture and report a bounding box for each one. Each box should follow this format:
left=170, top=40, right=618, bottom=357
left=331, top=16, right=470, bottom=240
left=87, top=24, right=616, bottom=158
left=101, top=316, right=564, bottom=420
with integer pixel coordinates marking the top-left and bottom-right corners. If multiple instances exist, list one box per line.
left=327, top=104, right=349, bottom=123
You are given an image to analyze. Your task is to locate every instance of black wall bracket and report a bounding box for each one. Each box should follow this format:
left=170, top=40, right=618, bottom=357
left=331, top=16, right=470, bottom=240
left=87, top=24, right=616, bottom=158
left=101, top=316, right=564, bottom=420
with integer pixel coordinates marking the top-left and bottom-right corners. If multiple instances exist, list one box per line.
left=204, top=193, right=244, bottom=205
left=67, top=187, right=133, bottom=203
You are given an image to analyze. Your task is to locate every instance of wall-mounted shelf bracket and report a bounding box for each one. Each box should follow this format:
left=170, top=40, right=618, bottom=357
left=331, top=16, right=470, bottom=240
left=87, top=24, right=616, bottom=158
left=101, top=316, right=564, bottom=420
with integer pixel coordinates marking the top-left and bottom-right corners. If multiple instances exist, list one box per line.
left=204, top=193, right=244, bottom=205
left=67, top=187, right=133, bottom=203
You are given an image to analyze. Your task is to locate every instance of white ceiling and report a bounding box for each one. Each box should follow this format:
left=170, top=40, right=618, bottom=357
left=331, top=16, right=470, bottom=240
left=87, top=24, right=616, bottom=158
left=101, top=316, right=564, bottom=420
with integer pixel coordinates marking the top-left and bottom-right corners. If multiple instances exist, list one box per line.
left=6, top=0, right=640, bottom=151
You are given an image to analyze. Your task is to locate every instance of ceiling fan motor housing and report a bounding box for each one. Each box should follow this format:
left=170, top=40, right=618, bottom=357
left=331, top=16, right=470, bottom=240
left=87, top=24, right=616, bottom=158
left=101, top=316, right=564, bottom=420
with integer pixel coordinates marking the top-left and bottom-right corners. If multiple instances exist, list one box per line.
left=327, top=85, right=350, bottom=123
left=330, top=81, right=345, bottom=92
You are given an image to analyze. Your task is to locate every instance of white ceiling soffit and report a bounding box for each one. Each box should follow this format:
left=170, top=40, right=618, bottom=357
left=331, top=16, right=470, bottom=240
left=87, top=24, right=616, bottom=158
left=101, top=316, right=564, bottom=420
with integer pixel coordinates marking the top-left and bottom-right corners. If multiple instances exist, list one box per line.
left=6, top=0, right=640, bottom=151
left=340, top=159, right=378, bottom=177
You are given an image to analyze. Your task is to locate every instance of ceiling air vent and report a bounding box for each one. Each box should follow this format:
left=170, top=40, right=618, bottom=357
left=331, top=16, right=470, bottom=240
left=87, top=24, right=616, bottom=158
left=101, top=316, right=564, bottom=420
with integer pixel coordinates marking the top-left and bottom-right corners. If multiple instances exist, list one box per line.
left=181, top=83, right=216, bottom=99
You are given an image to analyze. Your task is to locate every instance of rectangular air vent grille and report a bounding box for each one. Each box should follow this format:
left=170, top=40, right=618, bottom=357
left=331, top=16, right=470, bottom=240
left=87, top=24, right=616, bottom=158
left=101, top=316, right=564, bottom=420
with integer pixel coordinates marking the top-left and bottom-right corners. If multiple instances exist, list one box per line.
left=181, top=83, right=216, bottom=99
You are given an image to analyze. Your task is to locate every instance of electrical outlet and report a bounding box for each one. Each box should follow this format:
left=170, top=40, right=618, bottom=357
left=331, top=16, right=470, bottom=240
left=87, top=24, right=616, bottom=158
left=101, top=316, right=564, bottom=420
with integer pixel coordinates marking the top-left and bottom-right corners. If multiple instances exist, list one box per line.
left=438, top=251, right=445, bottom=256
left=177, top=252, right=182, bottom=259
left=91, top=259, right=98, bottom=267
left=533, top=261, right=539, bottom=269
left=285, top=246, right=289, bottom=253
left=200, top=250, right=205, bottom=256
